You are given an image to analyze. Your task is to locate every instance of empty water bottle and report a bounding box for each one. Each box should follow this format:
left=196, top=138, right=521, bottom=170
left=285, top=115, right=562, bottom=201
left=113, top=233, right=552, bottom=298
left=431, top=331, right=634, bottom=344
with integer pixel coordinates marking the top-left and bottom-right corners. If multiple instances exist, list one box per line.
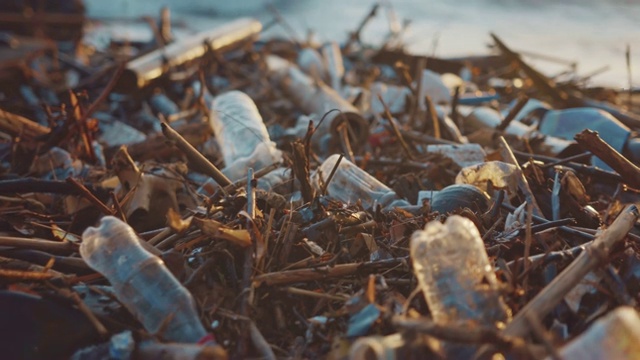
left=209, top=91, right=282, bottom=181
left=312, top=154, right=410, bottom=209
left=80, top=216, right=209, bottom=343
left=410, top=215, right=511, bottom=327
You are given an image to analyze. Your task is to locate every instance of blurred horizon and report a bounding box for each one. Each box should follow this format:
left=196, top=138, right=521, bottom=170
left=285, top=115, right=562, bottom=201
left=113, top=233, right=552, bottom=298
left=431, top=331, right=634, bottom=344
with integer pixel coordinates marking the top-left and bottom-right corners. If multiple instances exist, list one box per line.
left=83, top=0, right=639, bottom=88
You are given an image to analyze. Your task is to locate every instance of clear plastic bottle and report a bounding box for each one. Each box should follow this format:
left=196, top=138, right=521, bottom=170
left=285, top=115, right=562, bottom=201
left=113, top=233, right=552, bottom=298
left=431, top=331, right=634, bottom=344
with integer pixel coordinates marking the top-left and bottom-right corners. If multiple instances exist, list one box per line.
left=556, top=306, right=640, bottom=360
left=312, top=154, right=410, bottom=209
left=410, top=215, right=511, bottom=327
left=80, top=216, right=208, bottom=343
left=209, top=91, right=283, bottom=181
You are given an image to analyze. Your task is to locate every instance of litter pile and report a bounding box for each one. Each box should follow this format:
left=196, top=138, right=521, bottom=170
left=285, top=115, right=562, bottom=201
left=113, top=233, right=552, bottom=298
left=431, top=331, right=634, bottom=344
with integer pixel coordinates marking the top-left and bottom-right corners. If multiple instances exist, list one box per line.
left=1, top=3, right=640, bottom=359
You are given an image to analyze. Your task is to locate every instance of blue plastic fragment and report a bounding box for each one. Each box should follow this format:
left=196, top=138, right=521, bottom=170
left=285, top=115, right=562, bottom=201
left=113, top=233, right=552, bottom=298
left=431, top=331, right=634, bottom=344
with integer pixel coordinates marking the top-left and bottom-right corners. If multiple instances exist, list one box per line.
left=458, top=92, right=500, bottom=105
left=347, top=303, right=381, bottom=337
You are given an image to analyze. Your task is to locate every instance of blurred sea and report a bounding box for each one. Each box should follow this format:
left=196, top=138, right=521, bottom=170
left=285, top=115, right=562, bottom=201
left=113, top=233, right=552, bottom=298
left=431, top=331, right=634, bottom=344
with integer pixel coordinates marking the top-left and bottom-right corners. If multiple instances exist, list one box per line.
left=84, top=0, right=640, bottom=88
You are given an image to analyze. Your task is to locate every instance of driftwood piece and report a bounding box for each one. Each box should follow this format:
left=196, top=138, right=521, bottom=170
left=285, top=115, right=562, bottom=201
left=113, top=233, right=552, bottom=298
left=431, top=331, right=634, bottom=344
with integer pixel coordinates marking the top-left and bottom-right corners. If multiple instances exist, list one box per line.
left=502, top=205, right=639, bottom=338
left=116, top=121, right=211, bottom=162
left=0, top=236, right=75, bottom=254
left=162, top=123, right=231, bottom=187
left=575, top=129, right=640, bottom=189
left=254, top=257, right=407, bottom=286
left=0, top=109, right=50, bottom=139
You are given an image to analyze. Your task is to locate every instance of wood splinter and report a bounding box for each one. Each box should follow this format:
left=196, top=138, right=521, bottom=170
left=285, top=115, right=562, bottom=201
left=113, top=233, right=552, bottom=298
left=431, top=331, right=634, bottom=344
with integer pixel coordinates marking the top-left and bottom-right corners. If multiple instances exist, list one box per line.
left=575, top=129, right=640, bottom=189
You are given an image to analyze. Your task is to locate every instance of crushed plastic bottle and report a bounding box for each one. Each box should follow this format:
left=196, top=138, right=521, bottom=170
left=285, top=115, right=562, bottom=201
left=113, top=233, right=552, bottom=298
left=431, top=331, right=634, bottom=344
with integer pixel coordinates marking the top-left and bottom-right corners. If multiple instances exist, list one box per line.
left=80, top=216, right=209, bottom=343
left=455, top=160, right=518, bottom=197
left=297, top=47, right=327, bottom=81
left=312, top=154, right=410, bottom=209
left=555, top=306, right=640, bottom=360
left=209, top=90, right=283, bottom=181
left=537, top=108, right=639, bottom=168
left=417, top=69, right=452, bottom=105
left=410, top=215, right=511, bottom=327
left=29, top=147, right=87, bottom=180
left=426, top=143, right=486, bottom=168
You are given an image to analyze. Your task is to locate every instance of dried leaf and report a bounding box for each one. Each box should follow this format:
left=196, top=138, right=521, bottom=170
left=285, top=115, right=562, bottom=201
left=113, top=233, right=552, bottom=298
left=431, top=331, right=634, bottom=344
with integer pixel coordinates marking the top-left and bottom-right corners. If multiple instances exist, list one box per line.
left=166, top=208, right=191, bottom=232
left=194, top=217, right=251, bottom=247
left=51, top=224, right=81, bottom=243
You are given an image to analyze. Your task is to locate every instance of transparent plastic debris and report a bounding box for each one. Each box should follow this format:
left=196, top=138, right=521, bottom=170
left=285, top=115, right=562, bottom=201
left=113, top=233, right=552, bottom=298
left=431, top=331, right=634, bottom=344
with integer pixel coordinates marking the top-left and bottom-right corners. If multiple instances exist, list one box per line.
left=369, top=82, right=412, bottom=115
left=502, top=97, right=551, bottom=125
left=70, top=330, right=135, bottom=360
left=464, top=106, right=578, bottom=157
left=312, top=154, right=410, bottom=209
left=209, top=90, right=282, bottom=181
left=80, top=216, right=208, bottom=343
left=346, top=303, right=381, bottom=337
left=109, top=331, right=135, bottom=360
left=339, top=85, right=370, bottom=113
left=349, top=333, right=404, bottom=360
left=197, top=167, right=300, bottom=200
left=410, top=215, right=511, bottom=327
left=65, top=69, right=80, bottom=88
left=266, top=55, right=369, bottom=154
left=94, top=112, right=146, bottom=147
left=417, top=69, right=452, bottom=105
left=563, top=271, right=601, bottom=314
left=71, top=332, right=225, bottom=360
left=555, top=306, right=640, bottom=360
left=297, top=47, right=327, bottom=81
left=149, top=91, right=180, bottom=119
left=504, top=202, right=527, bottom=234
left=426, top=143, right=485, bottom=168
left=435, top=106, right=468, bottom=143
left=321, top=41, right=344, bottom=90
left=306, top=316, right=328, bottom=344
left=455, top=161, right=518, bottom=196
left=29, top=147, right=86, bottom=180
left=92, top=140, right=107, bottom=168
left=417, top=189, right=438, bottom=206
left=280, top=114, right=315, bottom=140
left=465, top=107, right=532, bottom=138
left=341, top=82, right=411, bottom=117
left=538, top=108, right=634, bottom=168
left=256, top=167, right=296, bottom=194
left=551, top=169, right=562, bottom=220
left=349, top=233, right=379, bottom=259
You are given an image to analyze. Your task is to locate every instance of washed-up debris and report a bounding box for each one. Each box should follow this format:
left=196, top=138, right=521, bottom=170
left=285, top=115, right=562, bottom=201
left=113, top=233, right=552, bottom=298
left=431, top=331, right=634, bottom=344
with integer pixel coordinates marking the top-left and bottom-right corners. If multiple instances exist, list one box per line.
left=1, top=3, right=640, bottom=360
